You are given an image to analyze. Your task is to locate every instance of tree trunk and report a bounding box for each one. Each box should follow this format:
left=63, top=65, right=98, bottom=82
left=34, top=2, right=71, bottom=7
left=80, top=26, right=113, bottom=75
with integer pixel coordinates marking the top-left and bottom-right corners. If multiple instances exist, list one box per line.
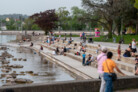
left=136, top=24, right=138, bottom=35
left=107, top=21, right=113, bottom=38
left=108, top=31, right=112, bottom=38
left=44, top=30, right=48, bottom=35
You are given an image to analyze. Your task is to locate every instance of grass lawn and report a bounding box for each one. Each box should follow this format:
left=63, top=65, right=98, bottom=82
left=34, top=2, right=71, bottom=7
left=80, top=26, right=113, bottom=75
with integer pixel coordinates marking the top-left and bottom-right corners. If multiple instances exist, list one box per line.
left=93, top=34, right=138, bottom=44
left=55, top=35, right=79, bottom=37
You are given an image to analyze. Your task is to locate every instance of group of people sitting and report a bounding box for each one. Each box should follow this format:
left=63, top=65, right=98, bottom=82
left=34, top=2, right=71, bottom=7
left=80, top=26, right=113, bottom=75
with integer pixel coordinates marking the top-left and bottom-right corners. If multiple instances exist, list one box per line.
left=45, top=36, right=57, bottom=45
left=68, top=37, right=74, bottom=45
left=53, top=46, right=71, bottom=55
left=123, top=39, right=137, bottom=57
left=74, top=43, right=86, bottom=56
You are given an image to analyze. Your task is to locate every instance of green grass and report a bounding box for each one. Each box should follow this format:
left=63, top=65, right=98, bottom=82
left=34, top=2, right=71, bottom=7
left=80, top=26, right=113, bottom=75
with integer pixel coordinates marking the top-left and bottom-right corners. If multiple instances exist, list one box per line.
left=55, top=35, right=79, bottom=37
left=93, top=34, right=138, bottom=44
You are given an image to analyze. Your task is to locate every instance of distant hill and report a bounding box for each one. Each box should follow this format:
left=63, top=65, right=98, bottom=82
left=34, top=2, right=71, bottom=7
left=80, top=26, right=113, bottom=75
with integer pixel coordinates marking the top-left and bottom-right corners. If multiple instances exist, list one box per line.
left=0, top=14, right=28, bottom=19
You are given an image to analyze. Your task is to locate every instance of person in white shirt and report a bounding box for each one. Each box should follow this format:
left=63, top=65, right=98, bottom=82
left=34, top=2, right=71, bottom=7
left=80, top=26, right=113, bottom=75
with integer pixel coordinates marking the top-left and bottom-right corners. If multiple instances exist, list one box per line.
left=52, top=49, right=56, bottom=55
left=132, top=39, right=137, bottom=53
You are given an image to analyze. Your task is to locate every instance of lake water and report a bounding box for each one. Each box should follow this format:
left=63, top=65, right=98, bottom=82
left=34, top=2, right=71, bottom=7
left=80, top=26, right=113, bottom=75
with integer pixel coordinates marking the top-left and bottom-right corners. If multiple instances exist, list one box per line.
left=0, top=35, right=76, bottom=86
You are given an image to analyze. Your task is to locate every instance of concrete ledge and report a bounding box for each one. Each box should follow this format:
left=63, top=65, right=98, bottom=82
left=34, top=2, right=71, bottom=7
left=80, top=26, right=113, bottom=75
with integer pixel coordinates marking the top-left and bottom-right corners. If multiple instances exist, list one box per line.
left=0, top=76, right=138, bottom=92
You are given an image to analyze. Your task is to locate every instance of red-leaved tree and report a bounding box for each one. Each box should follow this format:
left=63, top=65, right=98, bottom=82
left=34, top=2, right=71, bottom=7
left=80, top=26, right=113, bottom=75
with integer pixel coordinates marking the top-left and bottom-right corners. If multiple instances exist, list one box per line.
left=30, top=9, right=58, bottom=35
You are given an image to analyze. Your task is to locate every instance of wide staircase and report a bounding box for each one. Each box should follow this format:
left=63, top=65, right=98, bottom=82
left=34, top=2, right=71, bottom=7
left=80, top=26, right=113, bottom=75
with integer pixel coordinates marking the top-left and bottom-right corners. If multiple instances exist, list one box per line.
left=38, top=39, right=137, bottom=78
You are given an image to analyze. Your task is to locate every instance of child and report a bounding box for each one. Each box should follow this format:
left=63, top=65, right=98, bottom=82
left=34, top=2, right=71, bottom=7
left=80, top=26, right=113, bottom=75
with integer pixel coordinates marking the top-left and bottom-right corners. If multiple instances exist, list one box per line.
left=135, top=55, right=138, bottom=75
left=96, top=44, right=101, bottom=54
left=82, top=52, right=86, bottom=65
left=40, top=46, right=43, bottom=51
left=53, top=49, right=56, bottom=55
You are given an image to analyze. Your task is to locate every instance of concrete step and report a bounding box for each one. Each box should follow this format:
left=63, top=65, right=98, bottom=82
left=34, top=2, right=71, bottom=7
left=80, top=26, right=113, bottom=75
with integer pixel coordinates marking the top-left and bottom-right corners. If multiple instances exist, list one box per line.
left=35, top=44, right=99, bottom=79
left=55, top=41, right=136, bottom=65
left=40, top=42, right=135, bottom=74
left=66, top=53, right=134, bottom=76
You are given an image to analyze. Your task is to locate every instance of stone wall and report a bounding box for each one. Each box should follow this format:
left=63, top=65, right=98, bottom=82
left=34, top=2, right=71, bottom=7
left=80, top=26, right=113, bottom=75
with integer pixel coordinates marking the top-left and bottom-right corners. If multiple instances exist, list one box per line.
left=0, top=30, right=108, bottom=35
left=0, top=76, right=138, bottom=92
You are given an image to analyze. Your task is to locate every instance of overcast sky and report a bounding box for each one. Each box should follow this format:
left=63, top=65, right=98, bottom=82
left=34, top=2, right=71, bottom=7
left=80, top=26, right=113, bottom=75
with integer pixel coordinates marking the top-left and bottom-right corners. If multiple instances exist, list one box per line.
left=0, top=0, right=82, bottom=15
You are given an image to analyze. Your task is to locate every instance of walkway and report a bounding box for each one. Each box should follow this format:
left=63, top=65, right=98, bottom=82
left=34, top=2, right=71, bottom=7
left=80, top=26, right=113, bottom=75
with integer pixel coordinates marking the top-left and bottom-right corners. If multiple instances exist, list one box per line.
left=116, top=89, right=138, bottom=92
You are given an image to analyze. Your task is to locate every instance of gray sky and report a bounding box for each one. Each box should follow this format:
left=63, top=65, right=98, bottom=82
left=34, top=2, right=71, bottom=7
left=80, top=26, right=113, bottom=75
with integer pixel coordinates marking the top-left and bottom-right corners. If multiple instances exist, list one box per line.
left=0, top=0, right=82, bottom=15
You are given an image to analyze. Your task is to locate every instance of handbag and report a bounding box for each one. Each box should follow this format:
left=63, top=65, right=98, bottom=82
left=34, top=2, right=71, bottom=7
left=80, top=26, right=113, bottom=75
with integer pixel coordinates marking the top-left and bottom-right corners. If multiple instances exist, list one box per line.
left=105, top=60, right=117, bottom=81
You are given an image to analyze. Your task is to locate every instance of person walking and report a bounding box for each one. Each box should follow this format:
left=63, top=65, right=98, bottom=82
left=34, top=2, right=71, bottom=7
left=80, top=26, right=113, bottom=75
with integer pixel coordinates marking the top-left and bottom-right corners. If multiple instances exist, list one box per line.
left=97, top=47, right=107, bottom=92
left=80, top=32, right=82, bottom=40
left=117, top=41, right=121, bottom=61
left=103, top=52, right=125, bottom=92
left=82, top=52, right=86, bottom=65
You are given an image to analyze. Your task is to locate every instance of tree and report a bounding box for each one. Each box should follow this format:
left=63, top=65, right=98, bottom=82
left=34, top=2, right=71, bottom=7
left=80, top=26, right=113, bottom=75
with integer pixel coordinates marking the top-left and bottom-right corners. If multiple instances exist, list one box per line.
left=134, top=0, right=138, bottom=9
left=71, top=6, right=86, bottom=30
left=56, top=7, right=70, bottom=30
left=82, top=0, right=138, bottom=37
left=82, top=0, right=118, bottom=38
left=23, top=18, right=34, bottom=30
left=30, top=9, right=58, bottom=35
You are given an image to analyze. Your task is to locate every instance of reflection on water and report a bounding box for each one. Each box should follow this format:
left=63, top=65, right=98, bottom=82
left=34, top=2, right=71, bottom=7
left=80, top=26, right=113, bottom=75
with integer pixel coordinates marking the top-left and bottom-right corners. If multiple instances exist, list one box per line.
left=0, top=35, right=75, bottom=86
left=0, top=35, right=16, bottom=44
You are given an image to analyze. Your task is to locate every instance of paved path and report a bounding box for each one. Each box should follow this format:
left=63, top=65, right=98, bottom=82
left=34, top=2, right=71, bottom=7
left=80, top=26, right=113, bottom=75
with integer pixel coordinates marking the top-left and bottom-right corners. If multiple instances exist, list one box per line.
left=116, top=89, right=138, bottom=92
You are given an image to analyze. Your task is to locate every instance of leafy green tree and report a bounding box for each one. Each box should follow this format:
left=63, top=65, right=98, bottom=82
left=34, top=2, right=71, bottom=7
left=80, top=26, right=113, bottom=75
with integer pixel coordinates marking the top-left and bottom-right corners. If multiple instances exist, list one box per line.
left=23, top=18, right=34, bottom=30
left=134, top=0, right=138, bottom=9
left=82, top=0, right=138, bottom=37
left=31, top=24, right=40, bottom=30
left=56, top=7, right=70, bottom=30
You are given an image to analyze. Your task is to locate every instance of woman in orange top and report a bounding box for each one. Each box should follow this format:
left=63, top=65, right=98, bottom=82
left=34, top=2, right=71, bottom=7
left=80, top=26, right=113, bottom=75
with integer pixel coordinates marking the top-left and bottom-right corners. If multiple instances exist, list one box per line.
left=102, top=52, right=125, bottom=92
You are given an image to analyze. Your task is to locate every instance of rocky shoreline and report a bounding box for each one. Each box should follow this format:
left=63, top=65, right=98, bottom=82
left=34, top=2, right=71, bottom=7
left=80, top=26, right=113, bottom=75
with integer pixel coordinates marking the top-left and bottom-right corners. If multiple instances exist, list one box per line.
left=0, top=46, right=36, bottom=86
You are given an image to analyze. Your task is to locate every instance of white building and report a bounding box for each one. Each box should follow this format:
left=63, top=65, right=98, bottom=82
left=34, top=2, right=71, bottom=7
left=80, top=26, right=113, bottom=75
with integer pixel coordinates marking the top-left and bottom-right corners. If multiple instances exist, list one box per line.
left=0, top=26, right=7, bottom=30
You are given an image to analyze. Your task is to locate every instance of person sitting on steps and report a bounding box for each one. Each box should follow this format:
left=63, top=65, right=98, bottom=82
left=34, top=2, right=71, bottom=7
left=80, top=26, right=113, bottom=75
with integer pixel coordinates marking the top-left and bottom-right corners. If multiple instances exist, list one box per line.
left=30, top=42, right=33, bottom=47
left=85, top=54, right=94, bottom=65
left=80, top=46, right=86, bottom=52
left=56, top=46, right=60, bottom=55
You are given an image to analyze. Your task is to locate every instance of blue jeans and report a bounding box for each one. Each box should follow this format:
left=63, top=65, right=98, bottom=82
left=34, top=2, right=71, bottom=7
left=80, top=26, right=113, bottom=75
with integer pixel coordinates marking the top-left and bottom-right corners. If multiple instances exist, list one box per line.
left=85, top=60, right=93, bottom=65
left=82, top=57, right=85, bottom=65
left=104, top=73, right=113, bottom=92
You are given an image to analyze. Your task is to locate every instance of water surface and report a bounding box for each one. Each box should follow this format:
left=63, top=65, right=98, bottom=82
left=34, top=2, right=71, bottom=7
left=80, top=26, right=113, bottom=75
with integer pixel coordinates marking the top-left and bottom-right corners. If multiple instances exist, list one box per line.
left=0, top=35, right=76, bottom=86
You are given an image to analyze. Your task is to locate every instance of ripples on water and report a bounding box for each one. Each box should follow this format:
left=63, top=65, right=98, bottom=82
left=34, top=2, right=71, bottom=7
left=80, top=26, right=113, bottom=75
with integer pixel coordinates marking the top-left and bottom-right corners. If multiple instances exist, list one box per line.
left=0, top=35, right=75, bottom=86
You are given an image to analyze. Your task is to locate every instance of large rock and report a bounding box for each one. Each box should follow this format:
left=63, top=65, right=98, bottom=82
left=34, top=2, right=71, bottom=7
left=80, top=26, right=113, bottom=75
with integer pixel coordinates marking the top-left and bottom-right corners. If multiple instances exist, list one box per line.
left=6, top=78, right=15, bottom=83
left=12, top=58, right=17, bottom=61
left=18, top=58, right=22, bottom=61
left=2, top=60, right=10, bottom=64
left=1, top=69, right=10, bottom=73
left=15, top=78, right=33, bottom=84
left=23, top=59, right=27, bottom=61
left=26, top=71, right=33, bottom=74
left=1, top=74, right=6, bottom=78
left=12, top=64, right=24, bottom=68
